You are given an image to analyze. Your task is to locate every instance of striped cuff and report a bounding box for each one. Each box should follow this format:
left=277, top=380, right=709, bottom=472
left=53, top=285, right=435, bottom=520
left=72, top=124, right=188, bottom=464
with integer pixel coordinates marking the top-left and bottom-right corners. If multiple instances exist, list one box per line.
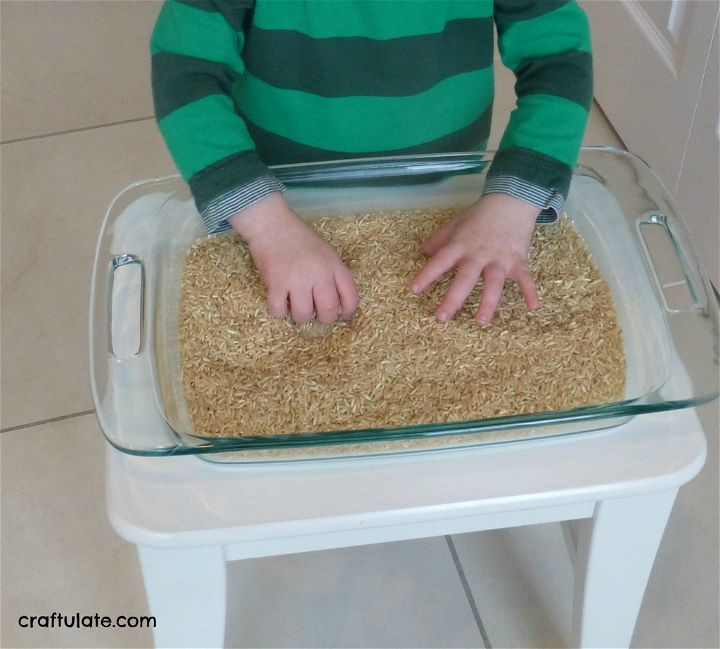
left=482, top=176, right=564, bottom=224
left=200, top=175, right=286, bottom=234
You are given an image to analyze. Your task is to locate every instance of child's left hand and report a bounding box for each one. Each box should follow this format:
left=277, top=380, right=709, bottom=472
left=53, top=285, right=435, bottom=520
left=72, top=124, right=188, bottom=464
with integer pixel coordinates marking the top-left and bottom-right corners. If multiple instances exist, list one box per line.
left=410, top=193, right=542, bottom=325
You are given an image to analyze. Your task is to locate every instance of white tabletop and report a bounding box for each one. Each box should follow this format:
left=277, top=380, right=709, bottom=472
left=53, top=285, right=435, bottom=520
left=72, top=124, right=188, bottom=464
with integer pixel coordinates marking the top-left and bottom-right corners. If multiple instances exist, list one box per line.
left=106, top=407, right=706, bottom=549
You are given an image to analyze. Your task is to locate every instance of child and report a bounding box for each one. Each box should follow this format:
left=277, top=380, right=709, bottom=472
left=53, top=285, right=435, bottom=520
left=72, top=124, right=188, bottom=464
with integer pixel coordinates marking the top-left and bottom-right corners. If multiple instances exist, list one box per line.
left=151, top=0, right=593, bottom=326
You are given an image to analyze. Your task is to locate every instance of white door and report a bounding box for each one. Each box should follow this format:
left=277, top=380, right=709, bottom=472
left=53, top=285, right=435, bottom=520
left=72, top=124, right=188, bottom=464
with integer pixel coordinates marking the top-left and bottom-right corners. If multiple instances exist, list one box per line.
left=583, top=0, right=719, bottom=287
left=674, top=21, right=719, bottom=288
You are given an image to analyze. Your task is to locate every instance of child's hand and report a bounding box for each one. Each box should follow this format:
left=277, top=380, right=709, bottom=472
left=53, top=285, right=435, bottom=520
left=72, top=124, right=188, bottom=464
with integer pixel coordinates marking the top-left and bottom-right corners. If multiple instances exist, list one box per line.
left=228, top=193, right=359, bottom=325
left=410, top=193, right=541, bottom=325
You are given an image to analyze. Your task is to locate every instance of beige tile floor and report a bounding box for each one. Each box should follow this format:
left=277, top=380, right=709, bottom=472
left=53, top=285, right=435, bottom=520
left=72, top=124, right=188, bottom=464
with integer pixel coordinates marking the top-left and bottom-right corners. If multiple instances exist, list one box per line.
left=1, top=2, right=718, bottom=648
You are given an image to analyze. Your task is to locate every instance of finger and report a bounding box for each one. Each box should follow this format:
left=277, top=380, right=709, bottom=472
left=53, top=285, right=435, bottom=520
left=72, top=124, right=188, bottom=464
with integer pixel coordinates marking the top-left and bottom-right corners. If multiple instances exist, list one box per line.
left=410, top=244, right=461, bottom=294
left=312, top=281, right=340, bottom=325
left=289, top=288, right=315, bottom=325
left=435, top=262, right=482, bottom=322
left=513, top=265, right=541, bottom=310
left=334, top=267, right=359, bottom=320
left=267, top=287, right=289, bottom=319
left=420, top=220, right=454, bottom=256
left=476, top=266, right=506, bottom=325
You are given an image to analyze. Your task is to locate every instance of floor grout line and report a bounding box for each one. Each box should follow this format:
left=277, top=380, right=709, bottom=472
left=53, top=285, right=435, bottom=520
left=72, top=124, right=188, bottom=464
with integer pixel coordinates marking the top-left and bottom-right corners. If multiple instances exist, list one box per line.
left=1, top=410, right=96, bottom=433
left=0, top=116, right=155, bottom=145
left=446, top=535, right=493, bottom=649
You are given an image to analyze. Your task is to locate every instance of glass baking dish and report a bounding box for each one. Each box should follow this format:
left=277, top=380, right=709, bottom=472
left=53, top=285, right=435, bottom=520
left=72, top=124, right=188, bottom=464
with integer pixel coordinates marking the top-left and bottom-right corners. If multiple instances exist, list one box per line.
left=90, top=147, right=719, bottom=462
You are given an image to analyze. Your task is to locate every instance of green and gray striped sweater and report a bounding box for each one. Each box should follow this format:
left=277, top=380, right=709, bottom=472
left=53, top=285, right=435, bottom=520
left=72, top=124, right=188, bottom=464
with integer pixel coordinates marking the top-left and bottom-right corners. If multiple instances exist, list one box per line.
left=151, top=0, right=593, bottom=233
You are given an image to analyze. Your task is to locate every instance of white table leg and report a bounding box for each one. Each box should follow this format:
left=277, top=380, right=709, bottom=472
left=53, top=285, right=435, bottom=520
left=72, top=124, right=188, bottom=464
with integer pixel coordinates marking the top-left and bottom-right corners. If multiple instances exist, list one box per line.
left=138, top=545, right=227, bottom=649
left=571, top=489, right=678, bottom=649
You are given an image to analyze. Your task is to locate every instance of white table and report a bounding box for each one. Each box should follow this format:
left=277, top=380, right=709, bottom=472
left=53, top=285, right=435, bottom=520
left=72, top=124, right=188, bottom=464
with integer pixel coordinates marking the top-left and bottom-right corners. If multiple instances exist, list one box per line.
left=106, top=406, right=706, bottom=649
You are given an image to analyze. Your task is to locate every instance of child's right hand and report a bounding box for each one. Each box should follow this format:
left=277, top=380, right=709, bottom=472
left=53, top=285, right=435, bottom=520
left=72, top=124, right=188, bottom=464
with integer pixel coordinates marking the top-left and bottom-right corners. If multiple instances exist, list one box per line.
left=228, top=192, right=359, bottom=325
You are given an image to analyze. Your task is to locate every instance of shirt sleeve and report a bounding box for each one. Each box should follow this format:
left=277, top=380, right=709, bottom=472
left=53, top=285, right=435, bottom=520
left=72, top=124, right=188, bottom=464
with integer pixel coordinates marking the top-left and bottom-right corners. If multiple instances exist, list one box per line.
left=486, top=0, right=593, bottom=221
left=151, top=0, right=284, bottom=233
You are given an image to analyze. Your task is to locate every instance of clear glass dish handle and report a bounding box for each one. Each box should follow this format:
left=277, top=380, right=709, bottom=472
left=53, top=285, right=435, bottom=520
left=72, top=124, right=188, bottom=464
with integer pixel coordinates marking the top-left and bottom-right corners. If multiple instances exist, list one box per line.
left=97, top=250, right=193, bottom=455
left=637, top=212, right=709, bottom=313
left=634, top=208, right=718, bottom=407
left=109, top=254, right=145, bottom=359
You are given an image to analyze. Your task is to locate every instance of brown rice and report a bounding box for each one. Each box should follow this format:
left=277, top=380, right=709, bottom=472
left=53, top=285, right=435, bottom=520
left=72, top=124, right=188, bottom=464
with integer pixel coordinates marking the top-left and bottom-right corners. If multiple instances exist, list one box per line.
left=178, top=208, right=626, bottom=438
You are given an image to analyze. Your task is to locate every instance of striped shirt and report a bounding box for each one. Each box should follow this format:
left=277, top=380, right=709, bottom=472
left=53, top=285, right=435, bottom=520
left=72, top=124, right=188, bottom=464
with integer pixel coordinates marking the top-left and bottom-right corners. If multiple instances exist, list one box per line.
left=151, top=0, right=593, bottom=233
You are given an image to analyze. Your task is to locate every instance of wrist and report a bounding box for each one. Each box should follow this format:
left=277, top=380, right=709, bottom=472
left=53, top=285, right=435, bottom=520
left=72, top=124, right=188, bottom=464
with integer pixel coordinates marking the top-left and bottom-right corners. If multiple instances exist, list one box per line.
left=227, top=192, right=296, bottom=243
left=478, top=193, right=541, bottom=222
left=471, top=194, right=540, bottom=240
